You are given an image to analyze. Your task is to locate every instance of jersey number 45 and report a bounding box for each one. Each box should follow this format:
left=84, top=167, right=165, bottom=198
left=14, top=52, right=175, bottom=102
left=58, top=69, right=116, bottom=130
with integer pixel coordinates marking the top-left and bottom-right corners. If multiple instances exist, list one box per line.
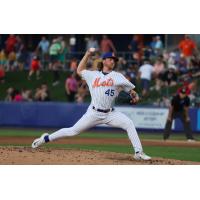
left=105, top=89, right=115, bottom=96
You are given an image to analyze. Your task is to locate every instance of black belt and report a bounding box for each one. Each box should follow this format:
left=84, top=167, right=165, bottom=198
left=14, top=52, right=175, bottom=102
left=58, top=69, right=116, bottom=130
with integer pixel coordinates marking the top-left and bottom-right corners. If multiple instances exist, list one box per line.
left=92, top=106, right=114, bottom=113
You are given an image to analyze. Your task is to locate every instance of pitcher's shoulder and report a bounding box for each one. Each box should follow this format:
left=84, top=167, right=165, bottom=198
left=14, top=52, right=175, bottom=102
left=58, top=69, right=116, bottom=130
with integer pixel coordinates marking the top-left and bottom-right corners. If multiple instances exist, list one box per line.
left=112, top=71, right=121, bottom=75
left=112, top=71, right=125, bottom=77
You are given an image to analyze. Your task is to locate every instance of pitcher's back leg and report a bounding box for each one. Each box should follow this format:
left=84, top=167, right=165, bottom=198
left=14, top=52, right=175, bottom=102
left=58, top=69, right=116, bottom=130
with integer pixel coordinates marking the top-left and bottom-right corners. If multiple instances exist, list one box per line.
left=106, top=111, right=143, bottom=153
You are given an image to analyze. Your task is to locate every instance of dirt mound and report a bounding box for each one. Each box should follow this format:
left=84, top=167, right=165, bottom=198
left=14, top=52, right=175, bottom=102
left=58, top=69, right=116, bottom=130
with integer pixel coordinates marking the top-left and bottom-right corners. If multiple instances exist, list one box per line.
left=0, top=146, right=199, bottom=165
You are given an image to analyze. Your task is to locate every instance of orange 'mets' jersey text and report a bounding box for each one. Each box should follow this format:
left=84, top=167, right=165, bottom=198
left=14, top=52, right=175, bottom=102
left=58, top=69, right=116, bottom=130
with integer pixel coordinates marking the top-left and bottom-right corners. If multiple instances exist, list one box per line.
left=92, top=77, right=114, bottom=88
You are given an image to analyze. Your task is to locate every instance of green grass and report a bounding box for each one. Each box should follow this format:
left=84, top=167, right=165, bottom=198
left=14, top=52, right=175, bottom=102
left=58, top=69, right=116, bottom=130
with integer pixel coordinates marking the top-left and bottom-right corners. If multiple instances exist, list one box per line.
left=0, top=128, right=199, bottom=140
left=144, top=146, right=200, bottom=162
left=44, top=144, right=200, bottom=162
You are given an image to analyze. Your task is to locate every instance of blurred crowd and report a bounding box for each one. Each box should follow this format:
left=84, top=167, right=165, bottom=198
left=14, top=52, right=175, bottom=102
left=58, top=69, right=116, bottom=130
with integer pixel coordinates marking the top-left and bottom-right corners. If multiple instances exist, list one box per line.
left=5, top=83, right=50, bottom=102
left=1, top=34, right=200, bottom=106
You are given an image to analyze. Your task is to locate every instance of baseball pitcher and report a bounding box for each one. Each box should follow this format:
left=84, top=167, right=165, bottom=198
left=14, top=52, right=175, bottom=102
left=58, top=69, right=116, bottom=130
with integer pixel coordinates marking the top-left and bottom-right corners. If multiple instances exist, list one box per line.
left=32, top=48, right=151, bottom=161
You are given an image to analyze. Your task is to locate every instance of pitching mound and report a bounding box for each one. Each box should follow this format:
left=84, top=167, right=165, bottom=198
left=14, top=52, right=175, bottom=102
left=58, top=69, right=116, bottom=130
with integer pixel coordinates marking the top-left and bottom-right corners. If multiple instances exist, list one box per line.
left=0, top=146, right=199, bottom=165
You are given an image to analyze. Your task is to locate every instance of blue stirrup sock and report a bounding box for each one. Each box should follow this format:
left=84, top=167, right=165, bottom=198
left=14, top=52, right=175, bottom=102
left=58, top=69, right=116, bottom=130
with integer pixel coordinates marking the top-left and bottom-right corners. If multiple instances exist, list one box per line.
left=44, top=135, right=50, bottom=143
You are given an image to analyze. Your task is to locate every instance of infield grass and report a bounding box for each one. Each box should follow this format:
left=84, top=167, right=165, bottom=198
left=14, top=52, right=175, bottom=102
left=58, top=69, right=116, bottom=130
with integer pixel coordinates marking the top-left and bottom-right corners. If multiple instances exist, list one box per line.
left=0, top=128, right=199, bottom=140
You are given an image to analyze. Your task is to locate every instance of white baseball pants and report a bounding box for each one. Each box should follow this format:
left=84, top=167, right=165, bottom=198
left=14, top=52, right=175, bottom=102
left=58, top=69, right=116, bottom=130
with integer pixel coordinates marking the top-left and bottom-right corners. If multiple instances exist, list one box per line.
left=49, top=106, right=143, bottom=153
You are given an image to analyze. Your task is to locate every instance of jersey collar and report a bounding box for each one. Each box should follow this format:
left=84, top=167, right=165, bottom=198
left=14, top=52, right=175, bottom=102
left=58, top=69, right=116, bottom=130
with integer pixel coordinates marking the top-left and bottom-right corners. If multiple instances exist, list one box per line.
left=101, top=71, right=112, bottom=75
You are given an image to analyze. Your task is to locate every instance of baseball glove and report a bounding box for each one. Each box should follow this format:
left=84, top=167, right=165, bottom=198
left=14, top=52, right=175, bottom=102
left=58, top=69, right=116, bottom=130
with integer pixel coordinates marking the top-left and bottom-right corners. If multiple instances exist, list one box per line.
left=116, top=90, right=140, bottom=105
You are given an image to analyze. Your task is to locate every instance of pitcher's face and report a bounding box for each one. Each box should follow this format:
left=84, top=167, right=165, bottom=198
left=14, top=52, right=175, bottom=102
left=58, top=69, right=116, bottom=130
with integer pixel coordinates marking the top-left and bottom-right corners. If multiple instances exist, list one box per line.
left=103, top=58, right=115, bottom=70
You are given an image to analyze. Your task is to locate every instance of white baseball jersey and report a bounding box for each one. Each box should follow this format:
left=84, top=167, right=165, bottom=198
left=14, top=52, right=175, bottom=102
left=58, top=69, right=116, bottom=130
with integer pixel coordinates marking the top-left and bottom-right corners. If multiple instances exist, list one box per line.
left=81, top=70, right=135, bottom=109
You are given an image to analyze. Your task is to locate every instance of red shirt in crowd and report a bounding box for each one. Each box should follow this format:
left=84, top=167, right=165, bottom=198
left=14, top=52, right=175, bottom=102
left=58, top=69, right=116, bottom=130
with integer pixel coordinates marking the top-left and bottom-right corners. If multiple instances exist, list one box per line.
left=14, top=94, right=23, bottom=102
left=5, top=35, right=17, bottom=54
left=179, top=38, right=196, bottom=57
left=0, top=67, right=5, bottom=78
left=31, top=59, right=40, bottom=71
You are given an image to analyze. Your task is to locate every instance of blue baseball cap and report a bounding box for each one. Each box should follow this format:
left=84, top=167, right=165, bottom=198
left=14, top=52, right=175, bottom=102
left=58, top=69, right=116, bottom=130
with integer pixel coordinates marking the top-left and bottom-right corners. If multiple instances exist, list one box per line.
left=102, top=52, right=118, bottom=62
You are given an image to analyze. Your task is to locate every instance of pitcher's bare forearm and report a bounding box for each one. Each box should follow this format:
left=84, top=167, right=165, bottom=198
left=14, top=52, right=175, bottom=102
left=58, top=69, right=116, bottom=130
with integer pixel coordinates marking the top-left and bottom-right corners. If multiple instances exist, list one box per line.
left=77, top=51, right=91, bottom=76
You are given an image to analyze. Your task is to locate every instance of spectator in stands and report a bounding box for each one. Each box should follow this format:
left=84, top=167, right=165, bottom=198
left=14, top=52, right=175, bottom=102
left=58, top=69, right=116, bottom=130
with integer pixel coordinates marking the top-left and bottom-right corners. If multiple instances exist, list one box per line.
left=150, top=36, right=156, bottom=49
left=138, top=59, right=154, bottom=97
left=65, top=72, right=78, bottom=102
left=162, top=66, right=177, bottom=87
left=37, top=36, right=50, bottom=55
left=190, top=54, right=200, bottom=73
left=7, top=51, right=17, bottom=71
left=15, top=35, right=24, bottom=56
left=41, top=83, right=50, bottom=101
left=17, top=47, right=29, bottom=71
left=153, top=58, right=165, bottom=91
left=160, top=96, right=171, bottom=107
left=58, top=36, right=67, bottom=69
left=21, top=89, right=33, bottom=102
left=85, top=35, right=99, bottom=51
left=13, top=89, right=23, bottom=102
left=142, top=45, right=152, bottom=60
left=125, top=63, right=137, bottom=85
left=167, top=52, right=177, bottom=70
left=131, top=52, right=142, bottom=67
left=154, top=96, right=170, bottom=107
left=34, top=88, right=41, bottom=101
left=15, top=36, right=26, bottom=70
left=0, top=65, right=5, bottom=83
left=4, top=87, right=15, bottom=101
left=162, top=49, right=169, bottom=62
left=5, top=34, right=17, bottom=54
left=177, top=56, right=188, bottom=74
left=128, top=35, right=139, bottom=59
left=179, top=35, right=197, bottom=68
left=34, top=83, right=50, bottom=101
left=100, top=35, right=116, bottom=53
left=150, top=36, right=157, bottom=57
left=75, top=80, right=88, bottom=103
left=0, top=49, right=7, bottom=69
left=49, top=38, right=62, bottom=86
left=128, top=35, right=139, bottom=52
left=154, top=36, right=163, bottom=56
left=69, top=58, right=78, bottom=72
left=69, top=35, right=76, bottom=55
left=15, top=35, right=24, bottom=50
left=28, top=56, right=41, bottom=80
left=37, top=36, right=50, bottom=69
